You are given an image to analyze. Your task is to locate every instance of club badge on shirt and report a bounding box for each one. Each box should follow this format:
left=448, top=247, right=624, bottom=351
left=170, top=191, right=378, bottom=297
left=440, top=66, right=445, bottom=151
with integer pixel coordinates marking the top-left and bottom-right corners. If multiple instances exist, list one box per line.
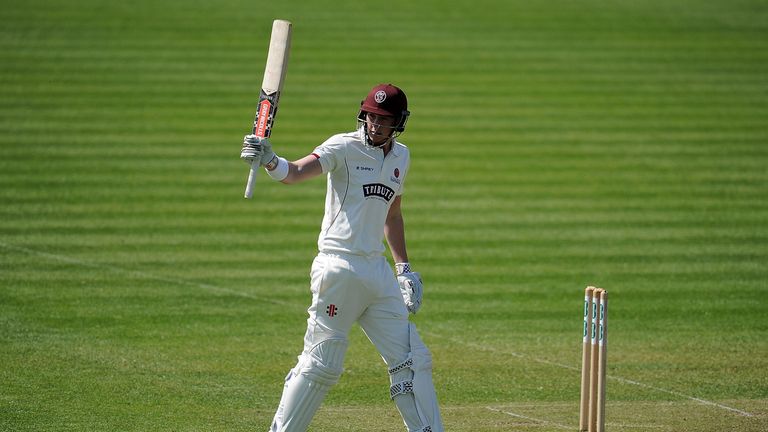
left=391, top=168, right=401, bottom=184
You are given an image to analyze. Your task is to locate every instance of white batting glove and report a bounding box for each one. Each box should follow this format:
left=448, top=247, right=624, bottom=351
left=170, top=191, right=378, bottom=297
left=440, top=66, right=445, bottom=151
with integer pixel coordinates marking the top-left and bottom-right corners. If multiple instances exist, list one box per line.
left=396, top=263, right=423, bottom=314
left=240, top=134, right=276, bottom=166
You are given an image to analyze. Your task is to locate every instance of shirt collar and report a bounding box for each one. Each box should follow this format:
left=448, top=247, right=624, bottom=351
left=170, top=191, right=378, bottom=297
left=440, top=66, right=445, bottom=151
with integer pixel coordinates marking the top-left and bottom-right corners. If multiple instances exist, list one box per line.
left=388, top=141, right=403, bottom=157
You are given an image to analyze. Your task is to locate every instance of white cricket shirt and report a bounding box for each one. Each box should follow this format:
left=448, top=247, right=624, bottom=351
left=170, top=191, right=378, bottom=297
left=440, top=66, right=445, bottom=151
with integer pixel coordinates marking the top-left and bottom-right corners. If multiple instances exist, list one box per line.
left=312, top=129, right=410, bottom=257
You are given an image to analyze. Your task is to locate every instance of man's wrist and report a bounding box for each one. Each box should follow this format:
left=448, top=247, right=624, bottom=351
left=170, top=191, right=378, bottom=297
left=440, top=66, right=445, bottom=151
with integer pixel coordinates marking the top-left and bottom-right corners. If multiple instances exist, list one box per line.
left=264, top=155, right=290, bottom=181
left=395, top=262, right=411, bottom=275
left=264, top=155, right=279, bottom=170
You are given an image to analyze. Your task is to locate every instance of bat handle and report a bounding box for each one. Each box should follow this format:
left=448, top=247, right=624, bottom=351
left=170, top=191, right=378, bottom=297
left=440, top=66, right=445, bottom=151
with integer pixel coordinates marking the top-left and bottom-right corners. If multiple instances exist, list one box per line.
left=244, top=161, right=258, bottom=199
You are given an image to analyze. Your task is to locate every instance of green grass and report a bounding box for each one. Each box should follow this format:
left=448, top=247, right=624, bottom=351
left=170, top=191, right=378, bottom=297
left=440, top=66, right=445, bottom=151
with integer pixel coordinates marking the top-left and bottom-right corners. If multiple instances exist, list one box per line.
left=1, top=0, right=767, bottom=430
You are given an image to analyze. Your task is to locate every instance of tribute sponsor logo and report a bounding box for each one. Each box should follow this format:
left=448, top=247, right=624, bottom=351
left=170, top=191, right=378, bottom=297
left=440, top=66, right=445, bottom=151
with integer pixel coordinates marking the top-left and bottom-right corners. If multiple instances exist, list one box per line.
left=363, top=183, right=395, bottom=202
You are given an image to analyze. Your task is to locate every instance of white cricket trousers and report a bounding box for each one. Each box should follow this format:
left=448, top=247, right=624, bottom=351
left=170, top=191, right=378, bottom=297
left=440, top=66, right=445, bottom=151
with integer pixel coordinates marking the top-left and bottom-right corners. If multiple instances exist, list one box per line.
left=269, top=251, right=443, bottom=432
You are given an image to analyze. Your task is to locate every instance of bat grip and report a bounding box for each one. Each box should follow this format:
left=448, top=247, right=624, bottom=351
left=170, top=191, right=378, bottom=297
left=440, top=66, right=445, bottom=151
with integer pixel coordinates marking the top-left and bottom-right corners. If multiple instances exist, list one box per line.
left=244, top=161, right=258, bottom=199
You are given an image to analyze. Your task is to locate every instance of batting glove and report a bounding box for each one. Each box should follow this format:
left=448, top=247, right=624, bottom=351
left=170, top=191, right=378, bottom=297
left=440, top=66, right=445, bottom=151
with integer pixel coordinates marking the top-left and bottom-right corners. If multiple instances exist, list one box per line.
left=396, top=263, right=423, bottom=314
left=241, top=134, right=276, bottom=166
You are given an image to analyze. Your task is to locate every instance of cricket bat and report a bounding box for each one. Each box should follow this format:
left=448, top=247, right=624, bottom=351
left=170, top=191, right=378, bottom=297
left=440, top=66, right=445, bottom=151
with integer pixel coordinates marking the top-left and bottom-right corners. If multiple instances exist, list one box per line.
left=244, top=19, right=292, bottom=199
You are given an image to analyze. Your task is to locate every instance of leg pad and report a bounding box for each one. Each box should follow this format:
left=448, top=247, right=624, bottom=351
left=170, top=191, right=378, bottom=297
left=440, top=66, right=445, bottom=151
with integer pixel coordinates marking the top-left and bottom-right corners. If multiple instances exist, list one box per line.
left=387, top=324, right=443, bottom=432
left=270, top=338, right=348, bottom=432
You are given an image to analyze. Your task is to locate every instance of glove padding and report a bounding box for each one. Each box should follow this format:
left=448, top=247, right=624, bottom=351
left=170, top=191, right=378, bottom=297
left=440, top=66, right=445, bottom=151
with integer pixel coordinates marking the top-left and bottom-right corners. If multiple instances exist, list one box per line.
left=240, top=134, right=276, bottom=166
left=397, top=271, right=423, bottom=314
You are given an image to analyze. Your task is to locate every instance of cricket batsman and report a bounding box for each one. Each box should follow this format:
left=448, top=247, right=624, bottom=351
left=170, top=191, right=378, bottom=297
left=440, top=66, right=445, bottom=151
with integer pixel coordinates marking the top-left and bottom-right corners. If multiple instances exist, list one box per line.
left=241, top=83, right=444, bottom=431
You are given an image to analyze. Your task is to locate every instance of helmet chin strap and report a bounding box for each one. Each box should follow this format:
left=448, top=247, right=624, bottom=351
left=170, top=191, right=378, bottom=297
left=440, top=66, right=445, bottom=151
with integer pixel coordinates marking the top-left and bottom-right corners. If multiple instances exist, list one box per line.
left=359, top=125, right=393, bottom=148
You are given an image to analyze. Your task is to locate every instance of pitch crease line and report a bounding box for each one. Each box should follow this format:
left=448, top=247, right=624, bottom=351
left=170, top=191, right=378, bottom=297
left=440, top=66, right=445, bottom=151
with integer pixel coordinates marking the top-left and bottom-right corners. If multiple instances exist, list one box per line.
left=485, top=406, right=571, bottom=430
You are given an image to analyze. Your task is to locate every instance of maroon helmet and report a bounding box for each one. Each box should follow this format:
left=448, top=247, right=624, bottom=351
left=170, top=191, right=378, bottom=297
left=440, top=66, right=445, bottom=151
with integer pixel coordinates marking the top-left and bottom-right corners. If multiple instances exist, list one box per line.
left=357, top=83, right=410, bottom=133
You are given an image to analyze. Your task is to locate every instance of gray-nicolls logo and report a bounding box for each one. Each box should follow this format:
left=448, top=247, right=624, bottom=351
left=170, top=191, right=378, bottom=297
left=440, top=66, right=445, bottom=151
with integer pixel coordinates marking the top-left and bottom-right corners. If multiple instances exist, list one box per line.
left=326, top=304, right=338, bottom=317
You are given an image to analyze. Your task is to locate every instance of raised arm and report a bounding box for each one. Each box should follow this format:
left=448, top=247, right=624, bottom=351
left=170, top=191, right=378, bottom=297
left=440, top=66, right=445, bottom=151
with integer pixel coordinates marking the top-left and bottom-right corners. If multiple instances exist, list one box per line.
left=241, top=135, right=323, bottom=184
left=275, top=154, right=323, bottom=184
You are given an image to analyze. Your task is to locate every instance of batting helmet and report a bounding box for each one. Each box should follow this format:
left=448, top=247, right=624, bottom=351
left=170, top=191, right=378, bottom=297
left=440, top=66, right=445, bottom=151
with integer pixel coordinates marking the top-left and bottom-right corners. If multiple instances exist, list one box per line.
left=357, top=83, right=410, bottom=132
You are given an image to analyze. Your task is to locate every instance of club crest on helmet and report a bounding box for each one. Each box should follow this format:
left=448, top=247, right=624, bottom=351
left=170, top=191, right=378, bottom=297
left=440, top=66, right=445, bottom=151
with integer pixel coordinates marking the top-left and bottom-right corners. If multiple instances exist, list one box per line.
left=374, top=90, right=387, bottom=103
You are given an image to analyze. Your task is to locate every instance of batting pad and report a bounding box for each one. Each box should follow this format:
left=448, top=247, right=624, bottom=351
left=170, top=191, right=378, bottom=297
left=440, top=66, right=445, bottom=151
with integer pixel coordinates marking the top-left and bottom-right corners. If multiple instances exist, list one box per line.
left=388, top=323, right=444, bottom=432
left=270, top=338, right=348, bottom=432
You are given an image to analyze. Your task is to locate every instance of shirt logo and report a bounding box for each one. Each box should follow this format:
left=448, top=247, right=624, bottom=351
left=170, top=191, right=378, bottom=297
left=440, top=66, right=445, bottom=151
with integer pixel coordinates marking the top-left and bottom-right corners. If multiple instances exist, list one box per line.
left=356, top=166, right=375, bottom=172
left=363, top=183, right=395, bottom=202
left=391, top=167, right=401, bottom=184
left=326, top=304, right=339, bottom=317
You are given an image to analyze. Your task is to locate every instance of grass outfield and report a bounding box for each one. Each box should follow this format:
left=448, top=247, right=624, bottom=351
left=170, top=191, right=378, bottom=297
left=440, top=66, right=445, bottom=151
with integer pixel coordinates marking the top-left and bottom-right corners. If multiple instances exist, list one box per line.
left=1, top=0, right=767, bottom=430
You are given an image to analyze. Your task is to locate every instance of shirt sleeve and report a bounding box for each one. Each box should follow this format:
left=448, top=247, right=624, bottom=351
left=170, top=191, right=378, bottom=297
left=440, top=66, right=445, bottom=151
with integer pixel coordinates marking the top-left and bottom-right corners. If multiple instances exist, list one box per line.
left=312, top=134, right=347, bottom=174
left=397, top=144, right=410, bottom=196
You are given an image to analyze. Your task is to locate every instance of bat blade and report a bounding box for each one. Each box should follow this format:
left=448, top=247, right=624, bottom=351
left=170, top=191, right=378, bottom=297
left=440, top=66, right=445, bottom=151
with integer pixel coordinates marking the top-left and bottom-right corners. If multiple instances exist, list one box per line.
left=244, top=19, right=292, bottom=199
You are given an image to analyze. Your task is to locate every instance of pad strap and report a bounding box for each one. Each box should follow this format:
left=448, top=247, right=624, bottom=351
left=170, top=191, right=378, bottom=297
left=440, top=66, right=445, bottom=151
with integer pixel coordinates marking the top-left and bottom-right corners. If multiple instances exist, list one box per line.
left=390, top=380, right=414, bottom=399
left=388, top=356, right=414, bottom=375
